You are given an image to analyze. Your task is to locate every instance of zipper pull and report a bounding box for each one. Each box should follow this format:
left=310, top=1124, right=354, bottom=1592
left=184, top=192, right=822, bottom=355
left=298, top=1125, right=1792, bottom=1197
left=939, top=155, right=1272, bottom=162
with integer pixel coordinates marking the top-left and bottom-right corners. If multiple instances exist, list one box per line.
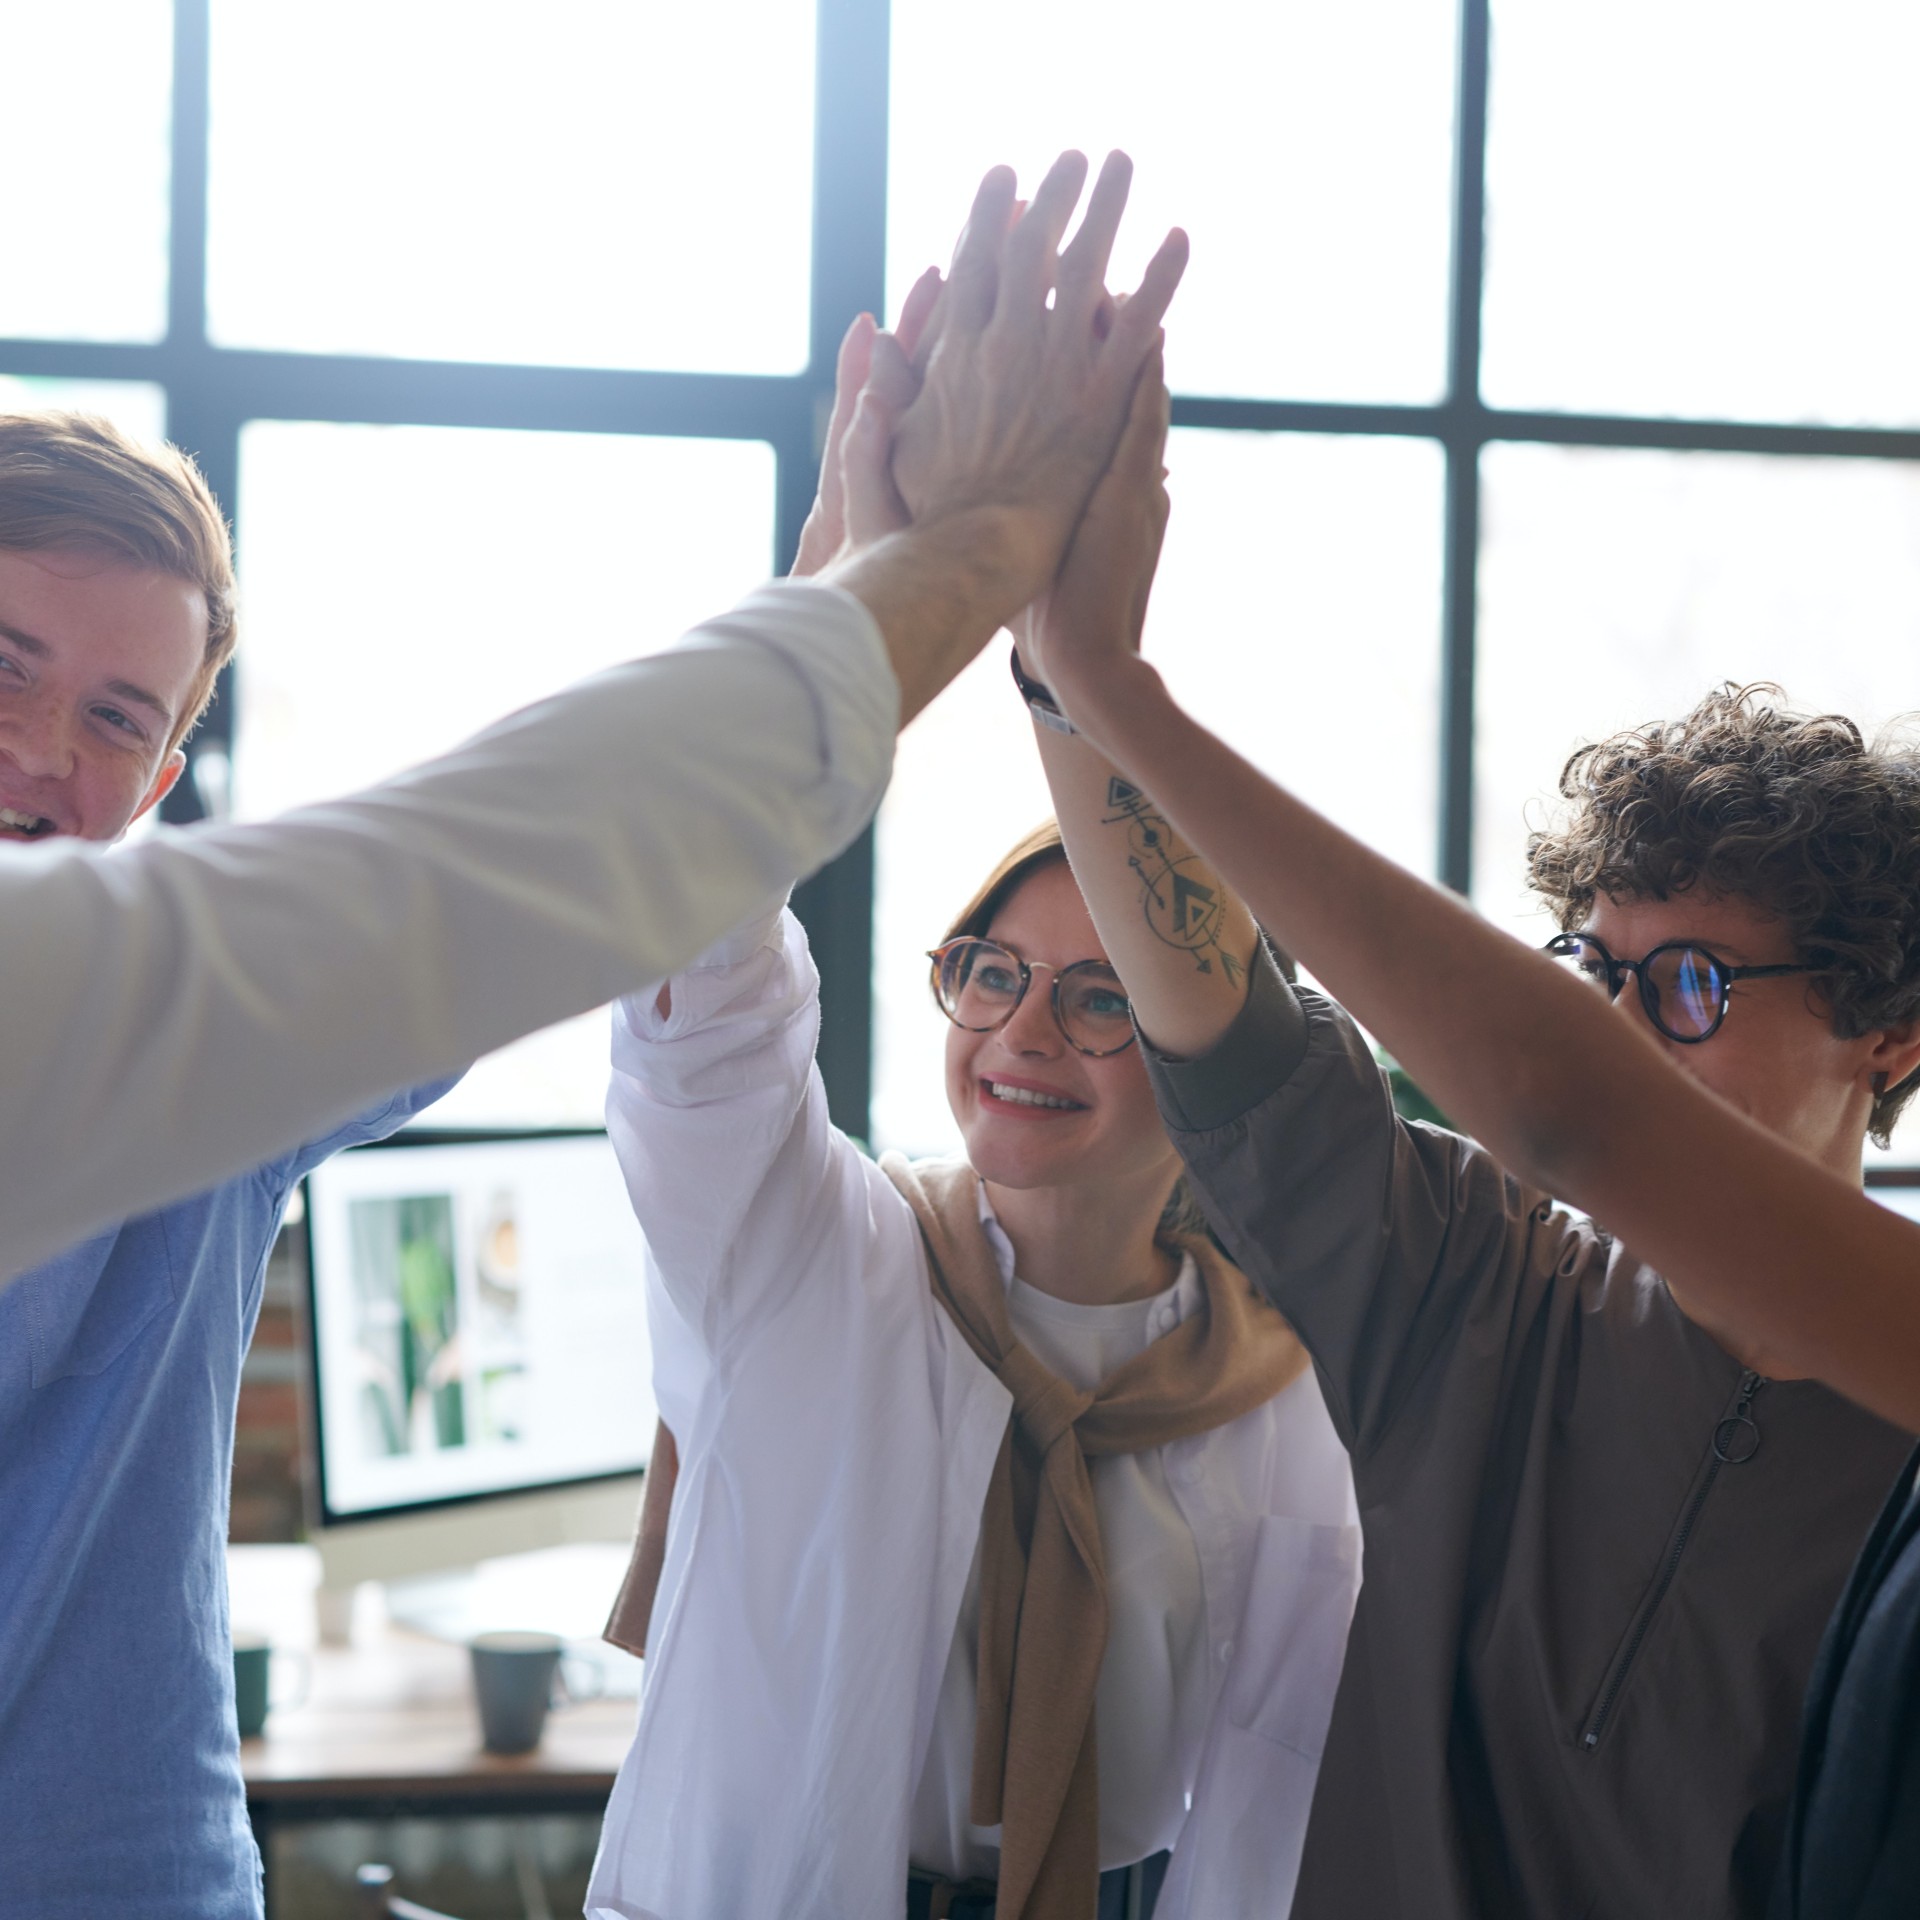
left=1713, top=1370, right=1765, bottom=1465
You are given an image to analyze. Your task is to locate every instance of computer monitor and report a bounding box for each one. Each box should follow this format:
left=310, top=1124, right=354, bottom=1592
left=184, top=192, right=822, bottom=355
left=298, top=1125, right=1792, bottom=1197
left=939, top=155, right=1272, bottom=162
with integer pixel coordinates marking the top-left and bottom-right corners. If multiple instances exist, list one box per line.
left=301, top=1129, right=657, bottom=1627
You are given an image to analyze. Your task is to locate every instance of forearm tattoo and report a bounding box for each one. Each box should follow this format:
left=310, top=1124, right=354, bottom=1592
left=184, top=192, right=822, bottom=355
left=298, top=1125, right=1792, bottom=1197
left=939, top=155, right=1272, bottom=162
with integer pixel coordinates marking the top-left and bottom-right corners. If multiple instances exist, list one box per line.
left=1103, top=777, right=1243, bottom=984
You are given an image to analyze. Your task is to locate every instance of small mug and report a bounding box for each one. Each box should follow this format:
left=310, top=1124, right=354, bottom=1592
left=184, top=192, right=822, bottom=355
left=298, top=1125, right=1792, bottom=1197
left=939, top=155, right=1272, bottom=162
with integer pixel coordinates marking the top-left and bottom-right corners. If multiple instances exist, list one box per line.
left=468, top=1631, right=605, bottom=1754
left=232, top=1634, right=310, bottom=1740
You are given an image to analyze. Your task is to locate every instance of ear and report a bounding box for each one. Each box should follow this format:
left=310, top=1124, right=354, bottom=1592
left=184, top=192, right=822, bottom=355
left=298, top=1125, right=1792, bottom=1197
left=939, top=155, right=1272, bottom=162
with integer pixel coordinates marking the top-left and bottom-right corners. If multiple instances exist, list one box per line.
left=1862, top=1016, right=1920, bottom=1103
left=128, top=748, right=187, bottom=827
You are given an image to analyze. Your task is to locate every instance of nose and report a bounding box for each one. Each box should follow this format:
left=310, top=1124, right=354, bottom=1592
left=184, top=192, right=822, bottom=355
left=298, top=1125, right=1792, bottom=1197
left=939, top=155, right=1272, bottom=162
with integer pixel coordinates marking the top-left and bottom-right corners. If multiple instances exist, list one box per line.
left=998, top=974, right=1065, bottom=1056
left=1607, top=968, right=1671, bottom=1047
left=0, top=693, right=77, bottom=782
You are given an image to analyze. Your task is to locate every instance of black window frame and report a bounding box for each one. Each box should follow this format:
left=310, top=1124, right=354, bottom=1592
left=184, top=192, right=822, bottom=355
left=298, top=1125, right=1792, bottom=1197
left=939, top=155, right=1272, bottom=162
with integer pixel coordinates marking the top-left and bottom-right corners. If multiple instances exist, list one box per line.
left=7, top=0, right=1920, bottom=1141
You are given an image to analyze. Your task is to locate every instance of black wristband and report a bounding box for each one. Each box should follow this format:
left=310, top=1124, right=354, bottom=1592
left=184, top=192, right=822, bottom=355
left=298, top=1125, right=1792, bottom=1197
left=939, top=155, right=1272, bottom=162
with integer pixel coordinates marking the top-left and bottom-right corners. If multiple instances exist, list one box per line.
left=1010, top=644, right=1077, bottom=735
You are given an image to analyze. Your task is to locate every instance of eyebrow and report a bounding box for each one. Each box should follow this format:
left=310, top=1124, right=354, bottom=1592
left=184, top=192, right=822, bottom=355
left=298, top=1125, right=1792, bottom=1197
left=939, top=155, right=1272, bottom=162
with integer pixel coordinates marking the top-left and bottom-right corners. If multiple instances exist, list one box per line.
left=0, top=619, right=50, bottom=658
left=1582, top=928, right=1766, bottom=966
left=0, top=620, right=176, bottom=728
left=104, top=677, right=176, bottom=727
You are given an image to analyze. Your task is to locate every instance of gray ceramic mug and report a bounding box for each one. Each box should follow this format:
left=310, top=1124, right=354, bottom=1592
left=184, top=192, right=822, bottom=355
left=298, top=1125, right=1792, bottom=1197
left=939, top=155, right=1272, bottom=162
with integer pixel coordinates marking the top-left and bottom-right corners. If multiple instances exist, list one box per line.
left=232, top=1634, right=309, bottom=1739
left=468, top=1631, right=604, bottom=1753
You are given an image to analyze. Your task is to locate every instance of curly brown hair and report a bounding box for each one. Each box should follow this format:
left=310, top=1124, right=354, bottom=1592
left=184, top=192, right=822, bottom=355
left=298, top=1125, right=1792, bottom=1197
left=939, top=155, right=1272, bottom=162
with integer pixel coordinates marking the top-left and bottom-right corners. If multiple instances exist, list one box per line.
left=1527, top=683, right=1920, bottom=1148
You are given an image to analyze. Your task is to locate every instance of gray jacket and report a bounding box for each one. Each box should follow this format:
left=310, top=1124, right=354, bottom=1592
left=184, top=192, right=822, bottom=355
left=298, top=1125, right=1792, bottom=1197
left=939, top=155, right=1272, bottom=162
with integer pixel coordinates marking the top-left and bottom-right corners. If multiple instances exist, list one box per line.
left=1146, top=956, right=1912, bottom=1920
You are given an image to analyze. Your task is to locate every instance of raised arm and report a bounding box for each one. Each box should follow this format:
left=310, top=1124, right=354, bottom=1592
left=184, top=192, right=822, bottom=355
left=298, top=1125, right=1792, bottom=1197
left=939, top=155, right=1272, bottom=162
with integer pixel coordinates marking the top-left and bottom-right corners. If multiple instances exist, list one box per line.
left=1019, top=355, right=1258, bottom=1061
left=0, top=584, right=895, bottom=1283
left=0, top=153, right=1187, bottom=1281
left=1037, top=594, right=1920, bottom=1435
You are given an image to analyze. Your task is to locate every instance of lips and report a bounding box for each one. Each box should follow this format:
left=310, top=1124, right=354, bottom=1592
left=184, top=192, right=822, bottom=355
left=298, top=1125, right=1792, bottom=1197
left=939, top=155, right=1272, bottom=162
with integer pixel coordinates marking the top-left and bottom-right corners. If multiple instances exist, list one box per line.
left=979, top=1076, right=1088, bottom=1115
left=0, top=804, right=56, bottom=840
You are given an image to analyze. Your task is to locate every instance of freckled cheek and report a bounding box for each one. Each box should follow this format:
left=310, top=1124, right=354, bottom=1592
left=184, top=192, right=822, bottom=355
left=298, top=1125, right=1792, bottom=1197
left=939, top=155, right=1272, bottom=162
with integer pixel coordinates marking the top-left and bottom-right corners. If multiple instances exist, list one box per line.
left=1085, top=1055, right=1166, bottom=1152
left=78, top=754, right=155, bottom=839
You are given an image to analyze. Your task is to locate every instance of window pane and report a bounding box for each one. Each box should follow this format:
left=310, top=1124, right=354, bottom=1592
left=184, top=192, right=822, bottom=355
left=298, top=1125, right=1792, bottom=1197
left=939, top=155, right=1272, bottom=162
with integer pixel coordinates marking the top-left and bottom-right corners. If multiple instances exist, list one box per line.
left=1484, top=1, right=1920, bottom=424
left=888, top=0, right=1456, bottom=405
left=235, top=422, right=777, bottom=1125
left=208, top=1, right=814, bottom=372
left=872, top=427, right=1443, bottom=1155
left=0, top=377, right=167, bottom=446
left=1474, top=444, right=1920, bottom=950
left=0, top=1, right=170, bottom=343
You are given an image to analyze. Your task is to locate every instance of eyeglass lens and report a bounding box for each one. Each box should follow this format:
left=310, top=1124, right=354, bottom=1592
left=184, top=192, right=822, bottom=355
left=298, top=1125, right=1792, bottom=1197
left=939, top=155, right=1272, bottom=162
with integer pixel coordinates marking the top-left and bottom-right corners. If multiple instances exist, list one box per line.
left=1551, top=935, right=1727, bottom=1041
left=932, top=940, right=1133, bottom=1056
left=1648, top=946, right=1726, bottom=1039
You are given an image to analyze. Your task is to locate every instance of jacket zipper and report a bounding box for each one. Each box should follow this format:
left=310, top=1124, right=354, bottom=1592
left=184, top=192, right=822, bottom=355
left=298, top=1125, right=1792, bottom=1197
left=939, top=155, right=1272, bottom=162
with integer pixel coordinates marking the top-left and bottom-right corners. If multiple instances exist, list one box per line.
left=1580, top=1368, right=1766, bottom=1752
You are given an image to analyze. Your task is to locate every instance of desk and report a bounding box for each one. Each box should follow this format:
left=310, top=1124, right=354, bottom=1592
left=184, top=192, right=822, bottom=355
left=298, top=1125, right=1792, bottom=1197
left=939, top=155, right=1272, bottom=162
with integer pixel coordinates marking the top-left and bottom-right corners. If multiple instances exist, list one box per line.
left=241, top=1620, right=634, bottom=1918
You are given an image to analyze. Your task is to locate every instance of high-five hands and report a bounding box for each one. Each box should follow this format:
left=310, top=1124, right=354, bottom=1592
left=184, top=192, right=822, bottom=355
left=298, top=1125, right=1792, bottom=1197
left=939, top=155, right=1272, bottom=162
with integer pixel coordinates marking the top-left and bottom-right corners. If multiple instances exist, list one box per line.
left=791, top=269, right=942, bottom=579
left=1013, top=345, right=1173, bottom=708
left=889, top=151, right=1187, bottom=622
left=807, top=150, right=1185, bottom=726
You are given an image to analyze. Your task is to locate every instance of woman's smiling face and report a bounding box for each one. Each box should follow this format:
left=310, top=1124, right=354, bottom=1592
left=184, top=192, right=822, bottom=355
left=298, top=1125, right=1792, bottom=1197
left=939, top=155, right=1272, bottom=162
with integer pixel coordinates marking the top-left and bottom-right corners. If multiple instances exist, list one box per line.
left=944, top=856, right=1182, bottom=1201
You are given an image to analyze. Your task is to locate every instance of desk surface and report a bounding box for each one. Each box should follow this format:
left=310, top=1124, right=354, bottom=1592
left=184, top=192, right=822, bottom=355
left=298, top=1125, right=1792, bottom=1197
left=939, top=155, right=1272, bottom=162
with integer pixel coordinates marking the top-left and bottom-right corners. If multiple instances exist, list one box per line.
left=242, top=1622, right=635, bottom=1805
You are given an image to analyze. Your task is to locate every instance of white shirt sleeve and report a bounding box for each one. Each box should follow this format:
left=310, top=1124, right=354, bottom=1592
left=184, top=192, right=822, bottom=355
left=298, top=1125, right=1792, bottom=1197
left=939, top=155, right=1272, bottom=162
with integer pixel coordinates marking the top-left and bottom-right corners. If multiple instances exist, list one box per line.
left=607, top=905, right=863, bottom=1355
left=0, top=579, right=896, bottom=1282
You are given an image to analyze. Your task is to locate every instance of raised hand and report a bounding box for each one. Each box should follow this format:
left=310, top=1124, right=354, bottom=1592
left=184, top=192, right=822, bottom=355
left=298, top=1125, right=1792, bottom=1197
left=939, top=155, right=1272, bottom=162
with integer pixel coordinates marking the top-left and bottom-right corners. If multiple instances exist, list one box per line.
left=887, top=150, right=1188, bottom=626
left=1016, top=347, right=1172, bottom=705
left=791, top=268, right=943, bottom=578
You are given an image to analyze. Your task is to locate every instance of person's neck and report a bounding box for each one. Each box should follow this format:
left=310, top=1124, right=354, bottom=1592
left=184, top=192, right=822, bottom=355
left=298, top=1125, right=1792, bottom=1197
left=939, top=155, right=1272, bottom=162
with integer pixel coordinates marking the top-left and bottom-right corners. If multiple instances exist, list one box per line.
left=982, top=1173, right=1177, bottom=1308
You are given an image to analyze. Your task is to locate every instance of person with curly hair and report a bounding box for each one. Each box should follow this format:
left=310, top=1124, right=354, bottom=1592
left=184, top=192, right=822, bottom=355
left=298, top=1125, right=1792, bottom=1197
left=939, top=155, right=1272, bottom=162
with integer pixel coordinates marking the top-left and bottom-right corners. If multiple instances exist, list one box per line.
left=1529, top=688, right=1920, bottom=1156
left=1017, top=370, right=1920, bottom=1920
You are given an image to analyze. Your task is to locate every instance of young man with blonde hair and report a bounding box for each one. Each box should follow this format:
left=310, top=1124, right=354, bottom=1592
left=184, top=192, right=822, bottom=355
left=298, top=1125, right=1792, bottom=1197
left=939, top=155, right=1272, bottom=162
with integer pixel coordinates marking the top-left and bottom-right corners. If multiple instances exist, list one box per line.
left=0, top=410, right=235, bottom=837
left=0, top=410, right=459, bottom=1918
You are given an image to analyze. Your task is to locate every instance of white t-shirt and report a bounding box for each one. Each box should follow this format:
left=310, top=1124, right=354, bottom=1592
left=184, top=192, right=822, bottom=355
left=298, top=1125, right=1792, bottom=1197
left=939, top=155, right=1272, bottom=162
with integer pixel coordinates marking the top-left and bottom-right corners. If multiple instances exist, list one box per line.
left=908, top=1211, right=1223, bottom=1880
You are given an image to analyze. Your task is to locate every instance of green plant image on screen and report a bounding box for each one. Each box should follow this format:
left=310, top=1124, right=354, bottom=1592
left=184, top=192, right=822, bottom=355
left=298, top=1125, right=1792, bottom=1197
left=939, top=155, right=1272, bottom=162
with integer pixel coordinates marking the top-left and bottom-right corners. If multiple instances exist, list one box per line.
left=348, top=1193, right=467, bottom=1457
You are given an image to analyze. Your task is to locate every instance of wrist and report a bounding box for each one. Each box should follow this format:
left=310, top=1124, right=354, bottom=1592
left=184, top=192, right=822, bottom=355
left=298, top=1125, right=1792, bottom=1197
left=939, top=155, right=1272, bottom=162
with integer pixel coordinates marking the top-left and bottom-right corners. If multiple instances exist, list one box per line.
left=826, top=507, right=1039, bottom=634
left=1053, top=650, right=1168, bottom=753
left=825, top=509, right=1056, bottom=727
left=903, top=504, right=1055, bottom=624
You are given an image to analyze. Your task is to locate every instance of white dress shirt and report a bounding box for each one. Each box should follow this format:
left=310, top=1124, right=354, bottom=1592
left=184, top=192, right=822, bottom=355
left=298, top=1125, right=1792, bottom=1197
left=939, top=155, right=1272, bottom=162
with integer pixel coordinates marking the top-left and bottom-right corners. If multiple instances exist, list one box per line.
left=0, top=580, right=895, bottom=1282
left=587, top=905, right=1363, bottom=1920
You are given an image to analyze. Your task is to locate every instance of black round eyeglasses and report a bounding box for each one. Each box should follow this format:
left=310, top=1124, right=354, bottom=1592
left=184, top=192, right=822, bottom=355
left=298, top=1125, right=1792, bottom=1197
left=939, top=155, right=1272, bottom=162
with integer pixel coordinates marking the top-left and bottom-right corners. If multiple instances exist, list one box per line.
left=1544, top=932, right=1812, bottom=1045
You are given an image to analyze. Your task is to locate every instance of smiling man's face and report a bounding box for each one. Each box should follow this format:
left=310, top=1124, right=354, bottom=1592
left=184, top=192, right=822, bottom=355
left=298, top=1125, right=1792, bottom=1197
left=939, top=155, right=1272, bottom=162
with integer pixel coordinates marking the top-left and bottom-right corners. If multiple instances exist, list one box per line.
left=0, top=545, right=209, bottom=844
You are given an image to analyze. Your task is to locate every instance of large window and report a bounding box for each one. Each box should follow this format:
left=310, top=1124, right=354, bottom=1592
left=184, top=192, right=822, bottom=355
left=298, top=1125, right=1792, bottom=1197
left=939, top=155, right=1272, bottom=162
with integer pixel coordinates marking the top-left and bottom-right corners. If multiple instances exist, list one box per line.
left=8, top=1, right=1920, bottom=1153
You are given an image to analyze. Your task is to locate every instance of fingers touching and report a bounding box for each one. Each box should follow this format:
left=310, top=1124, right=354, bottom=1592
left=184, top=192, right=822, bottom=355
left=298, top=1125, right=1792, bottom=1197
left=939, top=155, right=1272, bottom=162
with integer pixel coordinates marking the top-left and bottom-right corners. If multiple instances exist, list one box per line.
left=999, top=149, right=1091, bottom=317
left=790, top=311, right=878, bottom=577
left=913, top=150, right=1186, bottom=371
left=1055, top=149, right=1134, bottom=327
left=825, top=311, right=876, bottom=465
left=863, top=329, right=922, bottom=418
left=835, top=152, right=1185, bottom=617
left=841, top=333, right=917, bottom=548
left=1103, top=227, right=1189, bottom=374
left=894, top=266, right=944, bottom=364
left=944, top=164, right=1019, bottom=336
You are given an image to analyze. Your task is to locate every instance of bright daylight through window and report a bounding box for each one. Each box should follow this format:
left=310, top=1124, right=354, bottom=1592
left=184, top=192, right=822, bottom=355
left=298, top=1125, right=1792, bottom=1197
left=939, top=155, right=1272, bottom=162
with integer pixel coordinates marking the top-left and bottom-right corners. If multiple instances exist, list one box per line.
left=3, top=0, right=1918, bottom=1163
